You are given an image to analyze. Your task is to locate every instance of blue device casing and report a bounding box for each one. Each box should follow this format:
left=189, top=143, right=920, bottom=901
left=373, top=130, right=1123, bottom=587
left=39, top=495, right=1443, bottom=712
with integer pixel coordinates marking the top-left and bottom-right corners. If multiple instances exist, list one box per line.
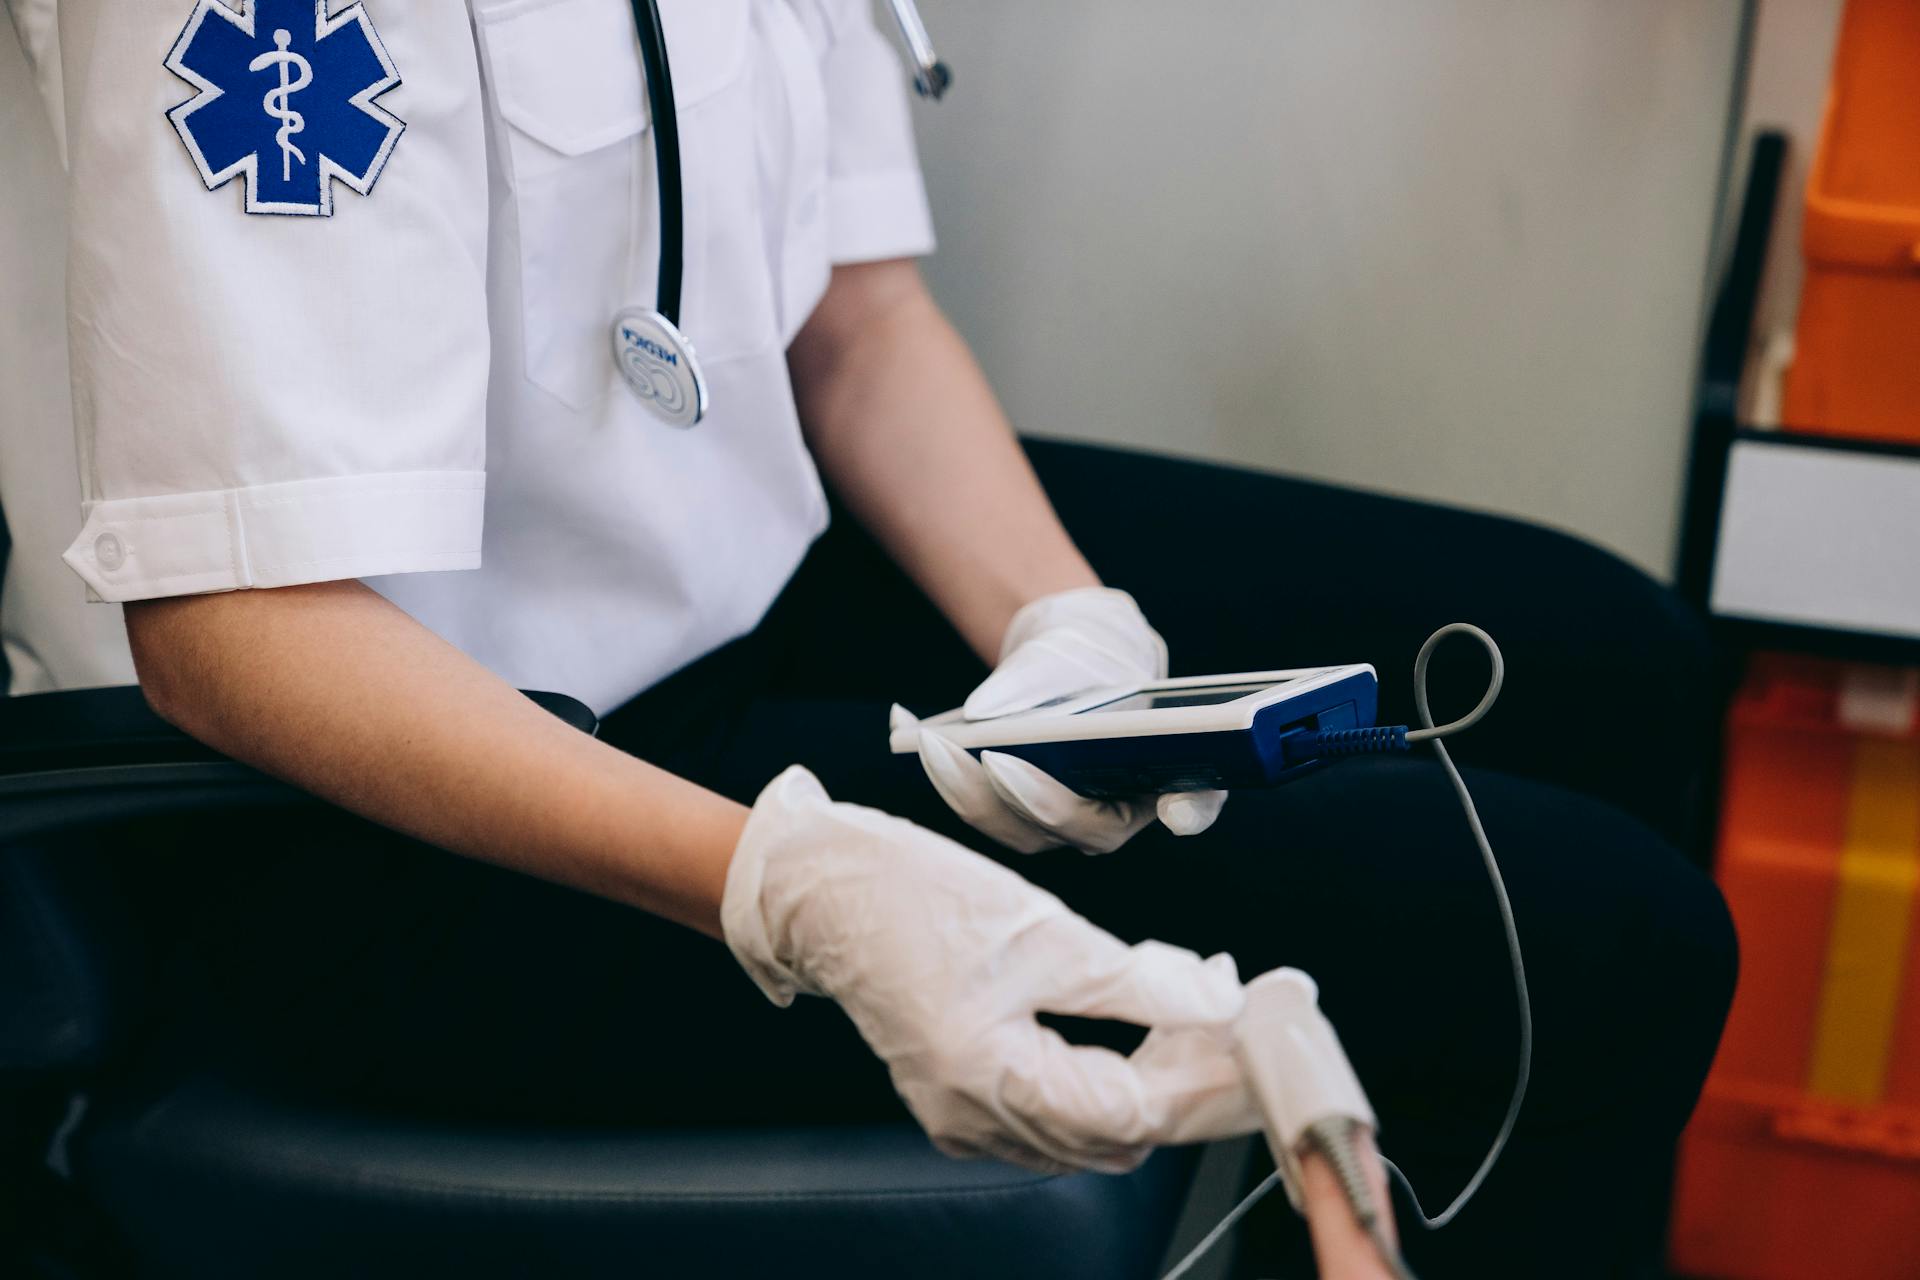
left=986, top=670, right=1379, bottom=798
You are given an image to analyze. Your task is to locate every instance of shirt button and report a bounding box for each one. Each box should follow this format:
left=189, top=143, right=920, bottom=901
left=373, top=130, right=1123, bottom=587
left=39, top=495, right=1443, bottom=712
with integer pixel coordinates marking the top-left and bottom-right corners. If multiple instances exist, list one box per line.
left=94, top=532, right=126, bottom=572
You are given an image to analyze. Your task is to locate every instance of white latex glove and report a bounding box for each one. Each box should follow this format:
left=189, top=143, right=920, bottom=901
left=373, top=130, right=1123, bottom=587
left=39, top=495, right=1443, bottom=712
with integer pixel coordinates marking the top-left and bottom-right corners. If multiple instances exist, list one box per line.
left=723, top=766, right=1257, bottom=1173
left=898, top=587, right=1228, bottom=854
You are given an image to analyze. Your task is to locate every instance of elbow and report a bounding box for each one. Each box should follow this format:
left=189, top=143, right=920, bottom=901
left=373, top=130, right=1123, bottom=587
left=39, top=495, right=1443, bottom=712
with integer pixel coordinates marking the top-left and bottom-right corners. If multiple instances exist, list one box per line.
left=809, top=258, right=928, bottom=343
left=123, top=598, right=198, bottom=730
left=791, top=260, right=929, bottom=375
left=123, top=579, right=359, bottom=736
left=789, top=259, right=935, bottom=439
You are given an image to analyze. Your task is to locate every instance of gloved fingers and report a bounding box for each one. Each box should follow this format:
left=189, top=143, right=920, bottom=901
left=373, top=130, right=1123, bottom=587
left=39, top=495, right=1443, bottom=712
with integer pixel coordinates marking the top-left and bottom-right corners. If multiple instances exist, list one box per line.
left=991, top=1104, right=1146, bottom=1175
left=1030, top=920, right=1244, bottom=1029
left=1129, top=1024, right=1263, bottom=1145
left=980, top=753, right=1224, bottom=850
left=917, top=1021, right=1223, bottom=1173
left=907, top=1062, right=1121, bottom=1173
left=1005, top=1020, right=1263, bottom=1163
left=1156, top=788, right=1228, bottom=837
left=1045, top=1136, right=1152, bottom=1176
left=915, top=729, right=1060, bottom=855
left=927, top=1117, right=1081, bottom=1176
left=999, top=1023, right=1166, bottom=1165
left=959, top=1133, right=1082, bottom=1177
left=979, top=750, right=1152, bottom=855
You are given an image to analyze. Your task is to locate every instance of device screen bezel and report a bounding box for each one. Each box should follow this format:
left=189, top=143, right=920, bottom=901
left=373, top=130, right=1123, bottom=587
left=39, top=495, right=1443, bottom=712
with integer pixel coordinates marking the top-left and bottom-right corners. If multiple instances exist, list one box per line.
left=890, top=664, right=1376, bottom=752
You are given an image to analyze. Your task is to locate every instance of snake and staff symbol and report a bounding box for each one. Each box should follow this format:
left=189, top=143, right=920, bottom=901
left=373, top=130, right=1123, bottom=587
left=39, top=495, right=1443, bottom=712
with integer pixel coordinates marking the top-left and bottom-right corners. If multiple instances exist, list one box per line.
left=248, top=29, right=312, bottom=182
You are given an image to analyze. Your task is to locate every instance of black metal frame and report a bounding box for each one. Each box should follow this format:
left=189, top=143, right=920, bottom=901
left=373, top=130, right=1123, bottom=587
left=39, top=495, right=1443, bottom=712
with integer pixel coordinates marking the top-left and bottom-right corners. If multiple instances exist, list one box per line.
left=1675, top=130, right=1920, bottom=669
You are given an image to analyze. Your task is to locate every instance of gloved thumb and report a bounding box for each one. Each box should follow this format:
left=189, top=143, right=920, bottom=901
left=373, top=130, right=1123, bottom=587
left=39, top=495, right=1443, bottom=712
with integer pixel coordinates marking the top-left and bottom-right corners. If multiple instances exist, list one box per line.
left=1040, top=924, right=1245, bottom=1029
left=963, top=636, right=1091, bottom=720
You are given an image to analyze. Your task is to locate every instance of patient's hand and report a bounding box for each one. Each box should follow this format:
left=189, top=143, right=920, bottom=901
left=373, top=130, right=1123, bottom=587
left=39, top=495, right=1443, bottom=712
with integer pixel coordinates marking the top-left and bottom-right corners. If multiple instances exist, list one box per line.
left=1300, top=1136, right=1401, bottom=1280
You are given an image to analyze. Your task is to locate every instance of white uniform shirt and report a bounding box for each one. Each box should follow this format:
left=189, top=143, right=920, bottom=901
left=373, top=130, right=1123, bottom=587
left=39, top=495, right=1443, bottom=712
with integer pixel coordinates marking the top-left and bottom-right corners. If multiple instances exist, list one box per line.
left=0, top=0, right=933, bottom=713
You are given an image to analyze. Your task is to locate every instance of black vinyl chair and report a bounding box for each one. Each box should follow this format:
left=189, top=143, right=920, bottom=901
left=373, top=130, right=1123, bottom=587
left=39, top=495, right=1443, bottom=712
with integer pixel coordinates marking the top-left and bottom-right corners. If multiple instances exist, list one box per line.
left=0, top=683, right=1201, bottom=1278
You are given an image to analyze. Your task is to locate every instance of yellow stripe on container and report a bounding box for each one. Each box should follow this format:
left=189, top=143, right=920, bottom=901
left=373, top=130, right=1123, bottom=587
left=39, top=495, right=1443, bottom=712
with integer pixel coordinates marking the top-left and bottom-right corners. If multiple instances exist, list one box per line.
left=1808, top=737, right=1920, bottom=1104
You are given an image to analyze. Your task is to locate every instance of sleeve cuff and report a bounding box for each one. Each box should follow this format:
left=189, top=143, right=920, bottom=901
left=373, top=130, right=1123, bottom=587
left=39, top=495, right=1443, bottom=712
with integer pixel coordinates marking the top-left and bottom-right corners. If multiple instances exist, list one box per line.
left=827, top=168, right=936, bottom=265
left=63, top=471, right=485, bottom=603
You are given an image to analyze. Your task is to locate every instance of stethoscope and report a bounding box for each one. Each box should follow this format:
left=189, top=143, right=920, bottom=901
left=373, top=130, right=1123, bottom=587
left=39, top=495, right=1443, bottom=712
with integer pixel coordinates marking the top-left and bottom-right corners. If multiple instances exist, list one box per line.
left=613, top=0, right=950, bottom=428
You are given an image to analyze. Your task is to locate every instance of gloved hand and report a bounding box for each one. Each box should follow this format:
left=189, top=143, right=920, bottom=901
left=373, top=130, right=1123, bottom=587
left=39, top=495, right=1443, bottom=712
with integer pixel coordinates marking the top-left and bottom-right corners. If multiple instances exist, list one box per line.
left=722, top=766, right=1256, bottom=1173
left=896, top=586, right=1228, bottom=854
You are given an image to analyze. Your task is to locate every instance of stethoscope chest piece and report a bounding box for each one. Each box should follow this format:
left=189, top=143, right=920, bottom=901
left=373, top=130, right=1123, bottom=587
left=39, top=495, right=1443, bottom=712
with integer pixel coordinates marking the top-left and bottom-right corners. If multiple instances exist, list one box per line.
left=613, top=307, right=708, bottom=429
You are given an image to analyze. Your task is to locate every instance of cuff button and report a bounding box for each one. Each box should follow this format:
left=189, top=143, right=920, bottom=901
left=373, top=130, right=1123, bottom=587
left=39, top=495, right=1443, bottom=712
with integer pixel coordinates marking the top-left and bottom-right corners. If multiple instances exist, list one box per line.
left=94, top=531, right=127, bottom=572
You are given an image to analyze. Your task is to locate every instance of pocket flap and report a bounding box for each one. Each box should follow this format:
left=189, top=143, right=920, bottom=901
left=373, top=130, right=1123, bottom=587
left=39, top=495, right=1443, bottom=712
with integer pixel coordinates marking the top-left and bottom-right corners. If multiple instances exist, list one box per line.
left=482, top=0, right=749, bottom=157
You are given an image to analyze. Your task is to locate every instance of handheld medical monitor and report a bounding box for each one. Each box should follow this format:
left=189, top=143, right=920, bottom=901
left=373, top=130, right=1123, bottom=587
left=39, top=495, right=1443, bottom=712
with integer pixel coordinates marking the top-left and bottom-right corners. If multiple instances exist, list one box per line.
left=889, top=665, right=1379, bottom=797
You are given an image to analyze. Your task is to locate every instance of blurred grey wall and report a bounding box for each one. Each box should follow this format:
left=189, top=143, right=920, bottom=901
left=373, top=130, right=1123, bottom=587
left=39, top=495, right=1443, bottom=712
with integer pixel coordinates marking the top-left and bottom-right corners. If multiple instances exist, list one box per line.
left=909, top=0, right=1749, bottom=578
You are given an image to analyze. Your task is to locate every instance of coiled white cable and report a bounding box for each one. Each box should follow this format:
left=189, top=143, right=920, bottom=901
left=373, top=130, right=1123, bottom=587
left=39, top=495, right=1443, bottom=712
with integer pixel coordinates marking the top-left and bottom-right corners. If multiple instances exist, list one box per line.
left=1388, top=623, right=1529, bottom=1231
left=1160, top=624, right=1528, bottom=1279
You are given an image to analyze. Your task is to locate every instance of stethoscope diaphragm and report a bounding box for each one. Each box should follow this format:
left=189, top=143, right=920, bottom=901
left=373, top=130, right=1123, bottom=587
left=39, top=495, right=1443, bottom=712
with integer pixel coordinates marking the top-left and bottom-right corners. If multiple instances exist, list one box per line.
left=613, top=307, right=708, bottom=429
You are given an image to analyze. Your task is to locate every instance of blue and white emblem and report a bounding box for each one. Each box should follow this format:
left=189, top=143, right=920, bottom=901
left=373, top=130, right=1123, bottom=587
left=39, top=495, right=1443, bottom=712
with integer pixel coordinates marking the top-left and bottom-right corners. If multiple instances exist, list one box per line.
left=166, top=0, right=403, bottom=217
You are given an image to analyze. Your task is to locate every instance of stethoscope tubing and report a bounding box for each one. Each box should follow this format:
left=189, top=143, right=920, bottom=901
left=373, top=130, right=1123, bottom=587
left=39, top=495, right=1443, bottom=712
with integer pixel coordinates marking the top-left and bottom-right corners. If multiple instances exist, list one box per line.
left=627, top=0, right=684, bottom=326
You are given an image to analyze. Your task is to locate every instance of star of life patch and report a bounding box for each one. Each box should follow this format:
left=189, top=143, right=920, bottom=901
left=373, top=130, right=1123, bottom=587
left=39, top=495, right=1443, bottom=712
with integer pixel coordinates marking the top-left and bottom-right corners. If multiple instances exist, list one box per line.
left=166, top=0, right=404, bottom=217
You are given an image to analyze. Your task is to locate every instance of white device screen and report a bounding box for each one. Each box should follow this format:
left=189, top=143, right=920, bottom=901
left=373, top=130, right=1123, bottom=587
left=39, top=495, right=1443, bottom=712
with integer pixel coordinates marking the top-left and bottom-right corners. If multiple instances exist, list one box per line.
left=1079, top=680, right=1287, bottom=714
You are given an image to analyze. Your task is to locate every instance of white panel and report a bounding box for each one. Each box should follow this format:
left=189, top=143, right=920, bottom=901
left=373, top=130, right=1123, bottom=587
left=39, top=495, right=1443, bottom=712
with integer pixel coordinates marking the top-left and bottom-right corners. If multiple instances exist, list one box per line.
left=1711, top=442, right=1920, bottom=639
left=910, top=0, right=1747, bottom=577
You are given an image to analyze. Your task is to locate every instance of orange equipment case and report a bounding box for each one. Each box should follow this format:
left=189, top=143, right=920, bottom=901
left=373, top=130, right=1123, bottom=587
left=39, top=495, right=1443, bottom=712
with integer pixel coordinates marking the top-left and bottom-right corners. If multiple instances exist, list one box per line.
left=1671, top=655, right=1920, bottom=1280
left=1781, top=0, right=1920, bottom=444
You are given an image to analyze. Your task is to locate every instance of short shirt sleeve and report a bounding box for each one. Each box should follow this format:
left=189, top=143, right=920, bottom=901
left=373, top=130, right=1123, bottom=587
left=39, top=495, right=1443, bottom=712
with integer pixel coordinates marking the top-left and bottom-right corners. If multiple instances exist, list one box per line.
left=813, top=0, right=935, bottom=265
left=58, top=0, right=490, bottom=603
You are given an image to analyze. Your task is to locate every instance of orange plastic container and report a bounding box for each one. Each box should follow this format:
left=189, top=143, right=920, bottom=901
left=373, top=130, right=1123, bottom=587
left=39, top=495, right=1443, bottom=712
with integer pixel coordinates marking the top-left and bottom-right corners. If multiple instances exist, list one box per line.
left=1781, top=0, right=1920, bottom=443
left=1671, top=655, right=1920, bottom=1280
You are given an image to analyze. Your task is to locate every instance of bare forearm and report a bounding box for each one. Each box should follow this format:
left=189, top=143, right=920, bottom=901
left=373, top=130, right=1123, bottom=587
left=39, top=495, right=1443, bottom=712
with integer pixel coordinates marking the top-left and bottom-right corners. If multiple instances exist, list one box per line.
left=789, top=260, right=1098, bottom=663
left=126, top=580, right=745, bottom=938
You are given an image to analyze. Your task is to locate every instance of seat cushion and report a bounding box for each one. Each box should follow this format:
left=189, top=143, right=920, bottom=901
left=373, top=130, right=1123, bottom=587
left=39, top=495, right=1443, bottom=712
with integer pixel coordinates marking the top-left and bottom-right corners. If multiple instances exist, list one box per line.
left=72, top=1070, right=1200, bottom=1279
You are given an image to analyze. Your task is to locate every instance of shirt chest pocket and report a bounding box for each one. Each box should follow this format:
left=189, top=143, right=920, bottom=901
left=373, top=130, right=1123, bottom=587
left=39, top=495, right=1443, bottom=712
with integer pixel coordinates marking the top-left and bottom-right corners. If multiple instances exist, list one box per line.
left=477, top=0, right=770, bottom=410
